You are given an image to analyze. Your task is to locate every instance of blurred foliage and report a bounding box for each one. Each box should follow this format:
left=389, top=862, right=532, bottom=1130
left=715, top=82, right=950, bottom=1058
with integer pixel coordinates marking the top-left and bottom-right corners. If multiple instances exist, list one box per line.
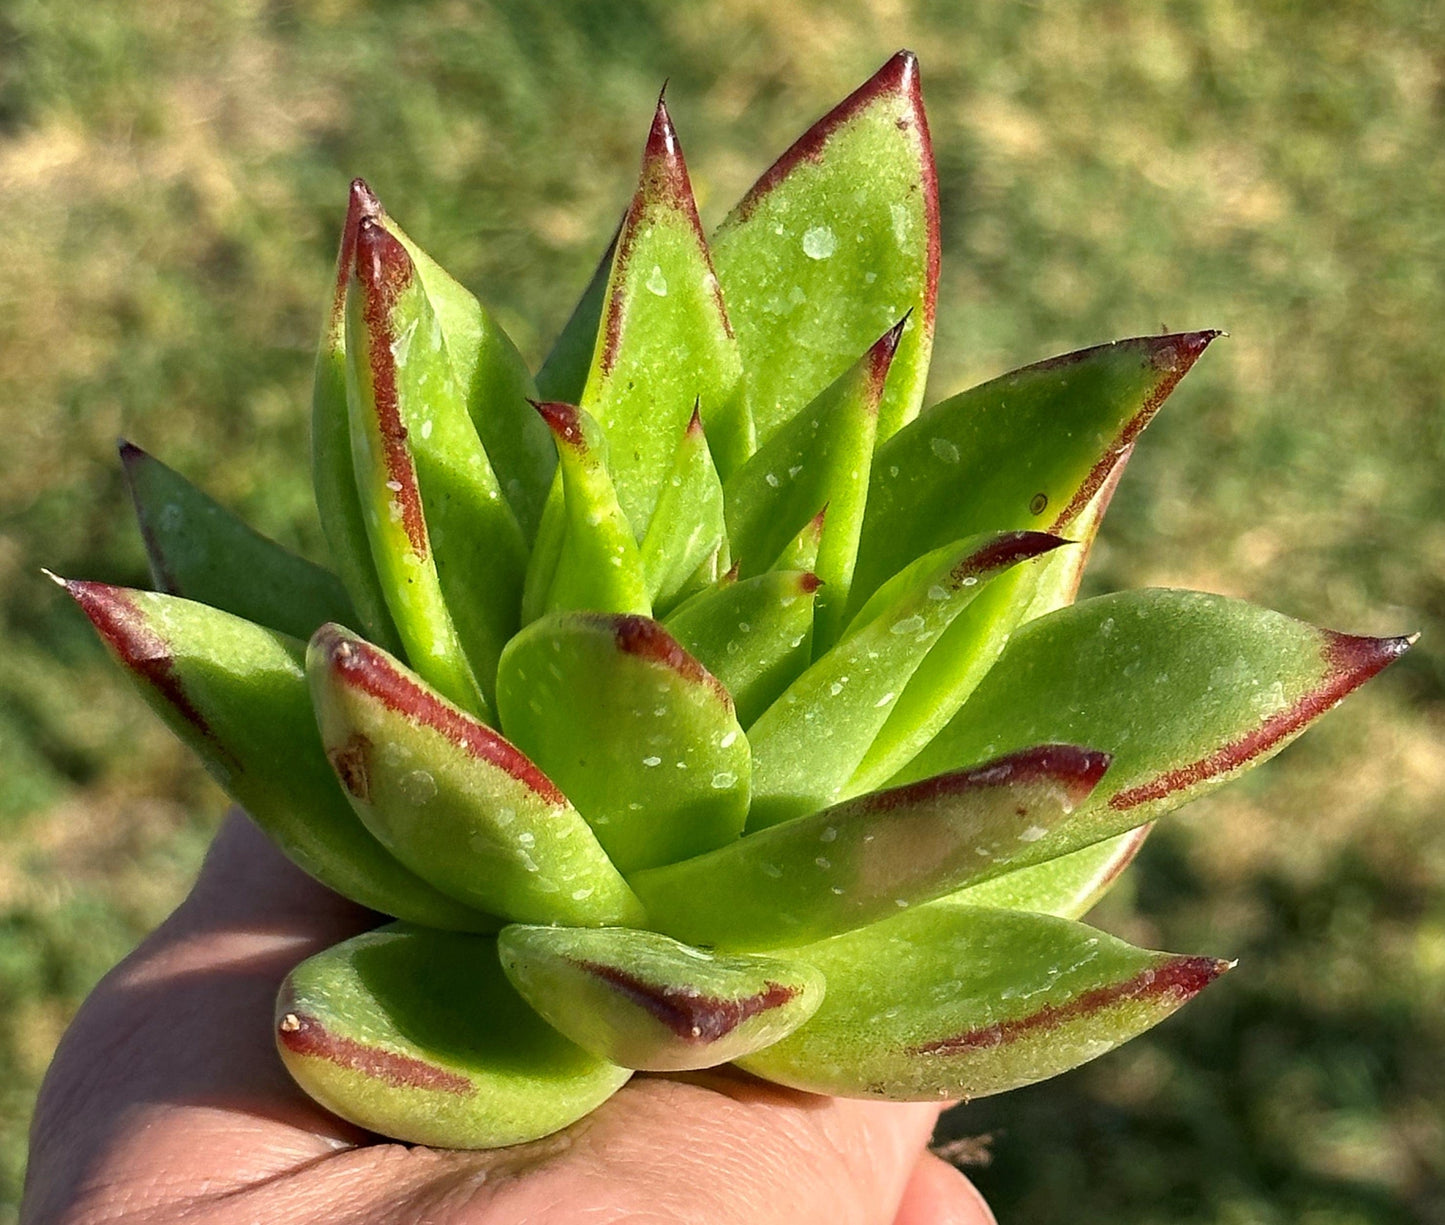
left=1, top=1, right=1442, bottom=1221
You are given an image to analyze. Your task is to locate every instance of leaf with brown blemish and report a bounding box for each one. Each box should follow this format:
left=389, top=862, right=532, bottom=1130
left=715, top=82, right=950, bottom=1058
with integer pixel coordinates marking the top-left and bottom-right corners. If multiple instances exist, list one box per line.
left=497, top=924, right=823, bottom=1071
left=630, top=744, right=1108, bottom=951
left=308, top=624, right=644, bottom=927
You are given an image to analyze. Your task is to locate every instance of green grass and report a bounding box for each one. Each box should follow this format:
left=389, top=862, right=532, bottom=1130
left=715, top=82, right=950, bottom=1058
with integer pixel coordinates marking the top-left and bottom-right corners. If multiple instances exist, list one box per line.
left=2, top=2, right=1442, bottom=1220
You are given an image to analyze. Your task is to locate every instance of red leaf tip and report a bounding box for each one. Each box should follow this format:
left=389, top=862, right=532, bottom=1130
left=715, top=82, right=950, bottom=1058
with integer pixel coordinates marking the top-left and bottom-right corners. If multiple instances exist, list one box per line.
left=601, top=613, right=734, bottom=708
left=951, top=531, right=1070, bottom=587
left=116, top=438, right=147, bottom=470
left=352, top=215, right=413, bottom=307
left=529, top=399, right=587, bottom=450
left=1324, top=629, right=1416, bottom=682
left=798, top=571, right=823, bottom=594
left=348, top=177, right=384, bottom=221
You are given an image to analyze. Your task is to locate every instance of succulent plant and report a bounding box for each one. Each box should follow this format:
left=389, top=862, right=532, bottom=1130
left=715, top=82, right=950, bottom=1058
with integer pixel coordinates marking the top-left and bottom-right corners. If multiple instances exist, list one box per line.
left=56, top=52, right=1411, bottom=1150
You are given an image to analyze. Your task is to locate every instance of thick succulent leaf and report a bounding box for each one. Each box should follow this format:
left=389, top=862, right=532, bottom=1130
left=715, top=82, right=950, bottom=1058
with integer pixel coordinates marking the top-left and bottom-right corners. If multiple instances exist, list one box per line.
left=630, top=745, right=1107, bottom=951
left=381, top=217, right=555, bottom=544
left=61, top=581, right=492, bottom=930
left=523, top=402, right=650, bottom=620
left=344, top=217, right=492, bottom=717
left=640, top=407, right=727, bottom=614
left=311, top=179, right=401, bottom=652
left=535, top=226, right=617, bottom=403
left=495, top=612, right=750, bottom=873
left=666, top=570, right=820, bottom=728
left=736, top=904, right=1230, bottom=1100
left=1020, top=445, right=1132, bottom=624
left=712, top=51, right=939, bottom=444
left=120, top=441, right=355, bottom=641
left=276, top=925, right=630, bottom=1149
left=746, top=532, right=1067, bottom=831
left=851, top=331, right=1219, bottom=616
left=845, top=558, right=1056, bottom=797
left=724, top=321, right=901, bottom=644
left=952, top=826, right=1152, bottom=919
left=497, top=925, right=824, bottom=1072
left=772, top=505, right=827, bottom=573
left=581, top=96, right=748, bottom=529
left=308, top=625, right=645, bottom=927
left=897, top=590, right=1414, bottom=848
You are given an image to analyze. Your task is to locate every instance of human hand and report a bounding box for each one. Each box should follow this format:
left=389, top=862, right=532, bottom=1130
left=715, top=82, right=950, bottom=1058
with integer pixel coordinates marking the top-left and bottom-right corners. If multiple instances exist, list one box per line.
left=23, top=810, right=994, bottom=1224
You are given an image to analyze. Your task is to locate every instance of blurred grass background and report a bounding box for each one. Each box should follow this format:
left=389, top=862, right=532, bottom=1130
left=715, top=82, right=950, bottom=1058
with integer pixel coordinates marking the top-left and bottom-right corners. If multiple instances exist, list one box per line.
left=1, top=1, right=1441, bottom=1220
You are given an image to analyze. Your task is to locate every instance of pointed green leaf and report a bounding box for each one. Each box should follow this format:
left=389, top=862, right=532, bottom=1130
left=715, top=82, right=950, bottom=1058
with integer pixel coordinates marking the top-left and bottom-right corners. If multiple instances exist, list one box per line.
left=496, top=612, right=750, bottom=873
left=898, top=590, right=1413, bottom=849
left=845, top=554, right=1060, bottom=798
left=523, top=402, right=650, bottom=619
left=724, top=320, right=902, bottom=646
left=1019, top=445, right=1131, bottom=623
left=535, top=226, right=617, bottom=404
left=276, top=925, right=630, bottom=1149
left=382, top=216, right=555, bottom=544
left=581, top=96, right=748, bottom=529
left=61, top=581, right=492, bottom=930
left=311, top=179, right=401, bottom=653
left=666, top=569, right=820, bottom=728
left=772, top=505, right=827, bottom=573
left=631, top=746, right=1107, bottom=951
left=308, top=625, right=645, bottom=927
left=120, top=441, right=355, bottom=641
left=640, top=407, right=726, bottom=614
left=952, top=826, right=1152, bottom=918
left=497, top=925, right=824, bottom=1071
left=712, top=51, right=939, bottom=444
left=345, top=217, right=492, bottom=717
left=736, top=904, right=1230, bottom=1100
left=746, top=532, right=1067, bottom=831
left=851, top=331, right=1220, bottom=616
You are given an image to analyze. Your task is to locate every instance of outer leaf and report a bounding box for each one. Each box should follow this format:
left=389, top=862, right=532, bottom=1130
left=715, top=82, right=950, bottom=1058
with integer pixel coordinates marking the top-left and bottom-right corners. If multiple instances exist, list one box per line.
left=345, top=217, right=490, bottom=717
left=724, top=320, right=902, bottom=644
left=746, top=532, right=1067, bottom=831
left=276, top=926, right=630, bottom=1149
left=495, top=612, right=750, bottom=873
left=535, top=225, right=617, bottom=403
left=897, top=590, right=1414, bottom=848
left=712, top=51, right=939, bottom=444
left=581, top=95, right=748, bottom=528
left=120, top=441, right=355, bottom=641
left=640, top=407, right=727, bottom=614
left=630, top=746, right=1108, bottom=951
left=666, top=570, right=820, bottom=728
left=308, top=625, right=645, bottom=927
left=953, top=826, right=1152, bottom=918
left=736, top=904, right=1230, bottom=1100
left=382, top=218, right=554, bottom=544
left=497, top=925, right=824, bottom=1071
left=311, top=179, right=401, bottom=652
left=61, top=580, right=492, bottom=930
left=851, top=331, right=1219, bottom=616
left=523, top=402, right=650, bottom=619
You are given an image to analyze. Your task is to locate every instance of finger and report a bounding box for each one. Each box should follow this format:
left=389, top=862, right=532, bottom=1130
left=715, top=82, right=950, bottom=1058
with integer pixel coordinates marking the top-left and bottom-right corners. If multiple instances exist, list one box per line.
left=23, top=810, right=376, bottom=1225
left=892, top=1152, right=996, bottom=1225
left=405, top=1074, right=947, bottom=1225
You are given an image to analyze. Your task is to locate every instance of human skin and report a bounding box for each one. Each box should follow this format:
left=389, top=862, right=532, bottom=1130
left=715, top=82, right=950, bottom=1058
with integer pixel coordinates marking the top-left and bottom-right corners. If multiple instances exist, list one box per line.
left=22, top=811, right=994, bottom=1225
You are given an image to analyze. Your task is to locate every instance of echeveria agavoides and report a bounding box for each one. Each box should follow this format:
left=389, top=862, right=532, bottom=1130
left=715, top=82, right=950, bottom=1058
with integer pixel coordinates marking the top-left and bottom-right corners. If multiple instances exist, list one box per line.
left=64, top=51, right=1411, bottom=1150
